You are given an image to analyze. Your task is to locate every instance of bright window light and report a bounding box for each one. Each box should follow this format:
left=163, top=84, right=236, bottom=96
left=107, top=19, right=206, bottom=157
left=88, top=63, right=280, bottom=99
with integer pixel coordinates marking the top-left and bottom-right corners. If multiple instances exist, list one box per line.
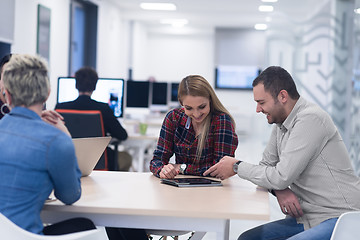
left=355, top=8, right=360, bottom=14
left=254, top=24, right=268, bottom=30
left=140, top=3, right=176, bottom=11
left=258, top=5, right=274, bottom=12
left=160, top=19, right=188, bottom=27
left=261, top=0, right=278, bottom=2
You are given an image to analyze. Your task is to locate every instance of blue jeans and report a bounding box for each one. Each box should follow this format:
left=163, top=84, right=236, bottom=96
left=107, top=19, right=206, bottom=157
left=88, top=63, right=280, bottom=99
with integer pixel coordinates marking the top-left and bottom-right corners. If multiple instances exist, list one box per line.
left=238, top=217, right=338, bottom=240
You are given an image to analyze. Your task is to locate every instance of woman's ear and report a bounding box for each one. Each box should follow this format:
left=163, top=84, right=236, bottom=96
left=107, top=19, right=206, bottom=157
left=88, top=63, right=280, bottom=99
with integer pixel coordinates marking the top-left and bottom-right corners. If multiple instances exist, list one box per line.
left=4, top=89, right=12, bottom=106
left=46, top=89, right=50, bottom=102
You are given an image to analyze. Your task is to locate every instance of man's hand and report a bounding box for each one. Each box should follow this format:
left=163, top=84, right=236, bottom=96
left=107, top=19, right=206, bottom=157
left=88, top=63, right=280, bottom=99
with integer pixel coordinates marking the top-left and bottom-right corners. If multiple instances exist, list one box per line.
left=159, top=163, right=179, bottom=179
left=203, top=156, right=238, bottom=180
left=274, top=188, right=303, bottom=218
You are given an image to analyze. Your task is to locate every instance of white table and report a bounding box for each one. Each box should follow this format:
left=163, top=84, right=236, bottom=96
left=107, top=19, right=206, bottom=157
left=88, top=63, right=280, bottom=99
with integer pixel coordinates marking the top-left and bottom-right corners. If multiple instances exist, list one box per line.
left=122, top=134, right=158, bottom=172
left=120, top=118, right=160, bottom=172
left=41, top=171, right=270, bottom=240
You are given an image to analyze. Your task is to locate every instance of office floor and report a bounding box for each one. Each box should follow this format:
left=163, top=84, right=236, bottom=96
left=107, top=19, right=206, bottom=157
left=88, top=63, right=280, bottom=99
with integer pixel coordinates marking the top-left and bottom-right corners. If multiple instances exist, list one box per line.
left=147, top=133, right=285, bottom=240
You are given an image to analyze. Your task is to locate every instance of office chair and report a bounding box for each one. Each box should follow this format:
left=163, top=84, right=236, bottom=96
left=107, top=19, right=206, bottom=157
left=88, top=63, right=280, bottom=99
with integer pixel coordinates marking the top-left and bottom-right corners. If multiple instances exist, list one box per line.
left=330, top=211, right=360, bottom=240
left=146, top=230, right=205, bottom=240
left=0, top=213, right=108, bottom=240
left=55, top=109, right=109, bottom=170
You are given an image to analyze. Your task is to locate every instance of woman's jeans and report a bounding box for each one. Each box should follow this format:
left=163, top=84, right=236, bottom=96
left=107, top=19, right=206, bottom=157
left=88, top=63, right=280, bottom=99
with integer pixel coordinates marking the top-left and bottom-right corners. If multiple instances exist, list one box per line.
left=238, top=216, right=338, bottom=240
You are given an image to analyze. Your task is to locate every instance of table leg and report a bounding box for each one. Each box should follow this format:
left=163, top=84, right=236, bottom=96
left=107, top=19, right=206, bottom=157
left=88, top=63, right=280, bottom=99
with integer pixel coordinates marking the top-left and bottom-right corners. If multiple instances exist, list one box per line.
left=138, top=146, right=145, bottom=172
left=191, top=232, right=206, bottom=240
left=216, top=219, right=230, bottom=240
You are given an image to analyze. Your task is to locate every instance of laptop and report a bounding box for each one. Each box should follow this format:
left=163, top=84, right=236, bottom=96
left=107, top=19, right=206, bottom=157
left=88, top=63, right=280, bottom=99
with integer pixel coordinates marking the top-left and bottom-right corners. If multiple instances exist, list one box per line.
left=72, top=136, right=111, bottom=177
left=161, top=177, right=222, bottom=187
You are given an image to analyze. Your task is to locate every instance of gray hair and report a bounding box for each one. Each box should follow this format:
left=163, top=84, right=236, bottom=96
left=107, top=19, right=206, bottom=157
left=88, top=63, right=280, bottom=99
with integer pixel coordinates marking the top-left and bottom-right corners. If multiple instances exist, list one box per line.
left=3, top=54, right=50, bottom=107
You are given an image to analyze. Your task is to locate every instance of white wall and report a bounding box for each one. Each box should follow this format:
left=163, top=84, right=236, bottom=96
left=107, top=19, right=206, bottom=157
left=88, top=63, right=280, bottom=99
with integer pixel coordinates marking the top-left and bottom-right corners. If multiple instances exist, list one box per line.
left=0, top=0, right=15, bottom=43
left=97, top=2, right=129, bottom=79
left=11, top=0, right=129, bottom=110
left=12, top=0, right=71, bottom=110
left=145, top=32, right=215, bottom=82
left=9, top=0, right=265, bottom=136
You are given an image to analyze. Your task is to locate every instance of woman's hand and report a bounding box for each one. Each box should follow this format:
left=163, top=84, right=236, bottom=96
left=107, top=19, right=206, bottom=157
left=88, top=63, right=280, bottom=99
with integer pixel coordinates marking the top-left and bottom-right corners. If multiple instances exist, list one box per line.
left=41, top=110, right=71, bottom=137
left=159, top=164, right=180, bottom=179
left=41, top=110, right=64, bottom=125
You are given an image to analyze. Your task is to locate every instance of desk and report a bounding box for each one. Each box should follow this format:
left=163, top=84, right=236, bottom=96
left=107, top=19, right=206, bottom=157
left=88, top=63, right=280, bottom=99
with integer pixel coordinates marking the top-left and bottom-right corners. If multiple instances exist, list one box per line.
left=120, top=118, right=160, bottom=172
left=122, top=134, right=158, bottom=172
left=41, top=171, right=270, bottom=240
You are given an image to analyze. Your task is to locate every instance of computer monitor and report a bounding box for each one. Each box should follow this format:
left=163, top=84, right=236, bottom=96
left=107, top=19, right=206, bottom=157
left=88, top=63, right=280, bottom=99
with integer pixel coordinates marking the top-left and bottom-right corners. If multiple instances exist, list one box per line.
left=57, top=77, right=125, bottom=118
left=215, top=65, right=260, bottom=90
left=170, top=82, right=179, bottom=102
left=125, top=80, right=150, bottom=108
left=168, top=82, right=180, bottom=108
left=150, top=82, right=168, bottom=112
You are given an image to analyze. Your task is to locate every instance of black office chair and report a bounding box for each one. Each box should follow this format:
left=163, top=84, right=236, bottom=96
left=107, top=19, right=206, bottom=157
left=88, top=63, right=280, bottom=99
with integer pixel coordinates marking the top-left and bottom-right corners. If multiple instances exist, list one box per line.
left=55, top=109, right=109, bottom=170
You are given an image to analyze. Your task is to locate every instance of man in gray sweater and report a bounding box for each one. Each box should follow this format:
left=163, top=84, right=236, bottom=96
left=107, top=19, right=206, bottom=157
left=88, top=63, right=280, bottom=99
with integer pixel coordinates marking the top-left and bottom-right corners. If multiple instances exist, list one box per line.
left=204, top=66, right=360, bottom=240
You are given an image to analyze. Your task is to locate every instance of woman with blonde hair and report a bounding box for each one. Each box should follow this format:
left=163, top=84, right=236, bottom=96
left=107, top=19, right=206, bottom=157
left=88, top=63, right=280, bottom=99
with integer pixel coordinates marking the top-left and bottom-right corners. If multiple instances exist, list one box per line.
left=150, top=75, right=238, bottom=179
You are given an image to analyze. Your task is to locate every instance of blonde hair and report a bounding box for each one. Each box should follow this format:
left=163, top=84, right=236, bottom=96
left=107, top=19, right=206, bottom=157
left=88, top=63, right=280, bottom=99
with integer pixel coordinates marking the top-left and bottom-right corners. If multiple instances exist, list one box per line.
left=2, top=54, right=49, bottom=107
left=178, top=75, right=235, bottom=160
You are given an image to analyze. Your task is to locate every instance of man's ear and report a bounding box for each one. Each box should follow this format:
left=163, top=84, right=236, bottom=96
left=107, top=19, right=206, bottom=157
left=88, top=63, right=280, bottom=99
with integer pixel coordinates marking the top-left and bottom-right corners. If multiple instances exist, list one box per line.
left=277, top=90, right=288, bottom=104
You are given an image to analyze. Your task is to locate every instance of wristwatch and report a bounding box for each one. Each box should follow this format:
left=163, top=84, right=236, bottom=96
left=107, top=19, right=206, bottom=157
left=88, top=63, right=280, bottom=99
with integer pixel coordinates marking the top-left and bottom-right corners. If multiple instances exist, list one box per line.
left=233, top=161, right=242, bottom=174
left=179, top=164, right=187, bottom=174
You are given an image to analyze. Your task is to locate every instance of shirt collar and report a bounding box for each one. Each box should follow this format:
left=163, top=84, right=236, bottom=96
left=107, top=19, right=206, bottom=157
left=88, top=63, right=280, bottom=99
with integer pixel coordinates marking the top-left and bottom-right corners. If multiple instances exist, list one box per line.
left=78, top=95, right=91, bottom=99
left=278, top=96, right=306, bottom=131
left=9, top=106, right=42, bottom=120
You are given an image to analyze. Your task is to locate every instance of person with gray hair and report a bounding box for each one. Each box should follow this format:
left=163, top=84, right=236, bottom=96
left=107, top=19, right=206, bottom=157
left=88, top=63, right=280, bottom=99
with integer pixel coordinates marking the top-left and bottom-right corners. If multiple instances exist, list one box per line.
left=0, top=54, right=96, bottom=235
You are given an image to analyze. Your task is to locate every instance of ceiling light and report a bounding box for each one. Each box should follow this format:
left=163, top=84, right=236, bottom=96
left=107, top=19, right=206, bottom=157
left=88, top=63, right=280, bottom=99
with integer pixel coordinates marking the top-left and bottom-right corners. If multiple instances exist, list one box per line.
left=140, top=3, right=176, bottom=11
left=261, top=0, right=278, bottom=2
left=258, top=5, right=274, bottom=12
left=160, top=19, right=188, bottom=27
left=355, top=8, right=360, bottom=14
left=254, top=24, right=268, bottom=30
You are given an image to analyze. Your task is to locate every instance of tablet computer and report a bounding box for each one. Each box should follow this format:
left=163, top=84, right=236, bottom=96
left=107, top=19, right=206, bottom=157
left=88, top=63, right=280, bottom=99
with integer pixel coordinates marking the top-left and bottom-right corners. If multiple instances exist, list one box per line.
left=161, top=177, right=222, bottom=187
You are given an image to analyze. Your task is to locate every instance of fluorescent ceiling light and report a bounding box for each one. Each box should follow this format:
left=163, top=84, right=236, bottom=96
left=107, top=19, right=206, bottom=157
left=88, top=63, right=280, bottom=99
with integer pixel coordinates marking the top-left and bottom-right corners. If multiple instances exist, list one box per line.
left=355, top=8, right=360, bottom=14
left=160, top=19, right=188, bottom=27
left=254, top=24, right=268, bottom=30
left=258, top=5, right=274, bottom=12
left=140, top=3, right=176, bottom=11
left=261, top=0, right=278, bottom=2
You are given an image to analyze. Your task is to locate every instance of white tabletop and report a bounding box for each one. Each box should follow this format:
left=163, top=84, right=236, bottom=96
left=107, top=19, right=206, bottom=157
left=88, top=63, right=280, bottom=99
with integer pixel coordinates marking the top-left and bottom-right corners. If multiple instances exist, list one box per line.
left=42, top=171, right=269, bottom=239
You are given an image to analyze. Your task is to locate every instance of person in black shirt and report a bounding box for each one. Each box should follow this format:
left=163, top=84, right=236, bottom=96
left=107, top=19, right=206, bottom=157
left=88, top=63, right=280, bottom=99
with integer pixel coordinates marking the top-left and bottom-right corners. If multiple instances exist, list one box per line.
left=55, top=67, right=131, bottom=171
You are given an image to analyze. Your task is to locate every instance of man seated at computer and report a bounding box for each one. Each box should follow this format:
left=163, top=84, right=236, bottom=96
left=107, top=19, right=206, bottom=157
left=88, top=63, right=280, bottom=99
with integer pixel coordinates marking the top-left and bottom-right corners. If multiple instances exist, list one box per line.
left=55, top=67, right=131, bottom=171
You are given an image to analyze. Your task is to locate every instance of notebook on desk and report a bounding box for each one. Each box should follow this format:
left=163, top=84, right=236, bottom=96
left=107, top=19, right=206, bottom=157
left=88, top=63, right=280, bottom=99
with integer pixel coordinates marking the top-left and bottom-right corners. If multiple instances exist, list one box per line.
left=73, top=137, right=111, bottom=177
left=161, top=177, right=222, bottom=187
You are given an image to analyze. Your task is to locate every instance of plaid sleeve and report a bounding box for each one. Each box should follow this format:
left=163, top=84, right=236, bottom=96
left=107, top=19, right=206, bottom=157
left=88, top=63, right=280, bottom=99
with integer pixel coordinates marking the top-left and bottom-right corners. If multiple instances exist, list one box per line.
left=182, top=113, right=238, bottom=176
left=150, top=110, right=177, bottom=177
left=213, top=113, right=238, bottom=162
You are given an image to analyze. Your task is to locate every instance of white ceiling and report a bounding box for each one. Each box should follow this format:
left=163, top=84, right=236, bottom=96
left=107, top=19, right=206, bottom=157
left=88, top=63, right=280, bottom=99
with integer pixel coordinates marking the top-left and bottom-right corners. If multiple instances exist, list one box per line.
left=105, top=0, right=324, bottom=30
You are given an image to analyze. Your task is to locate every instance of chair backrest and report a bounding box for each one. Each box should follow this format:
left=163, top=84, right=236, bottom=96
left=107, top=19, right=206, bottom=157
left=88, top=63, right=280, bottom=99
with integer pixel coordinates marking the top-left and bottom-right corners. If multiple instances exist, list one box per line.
left=330, top=211, right=360, bottom=240
left=55, top=109, right=108, bottom=170
left=0, top=213, right=108, bottom=240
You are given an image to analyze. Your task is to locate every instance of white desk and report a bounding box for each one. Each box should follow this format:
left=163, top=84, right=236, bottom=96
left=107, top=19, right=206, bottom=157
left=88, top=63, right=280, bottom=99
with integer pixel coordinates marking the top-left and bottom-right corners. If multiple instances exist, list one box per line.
left=121, top=118, right=160, bottom=172
left=122, top=134, right=158, bottom=172
left=41, top=171, right=270, bottom=240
